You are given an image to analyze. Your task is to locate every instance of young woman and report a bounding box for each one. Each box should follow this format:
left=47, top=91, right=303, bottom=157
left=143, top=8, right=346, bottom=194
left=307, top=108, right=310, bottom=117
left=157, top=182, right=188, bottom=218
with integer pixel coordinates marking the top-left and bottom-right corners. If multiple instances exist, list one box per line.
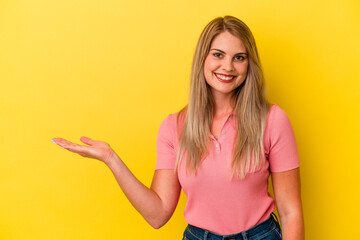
left=52, top=16, right=304, bottom=240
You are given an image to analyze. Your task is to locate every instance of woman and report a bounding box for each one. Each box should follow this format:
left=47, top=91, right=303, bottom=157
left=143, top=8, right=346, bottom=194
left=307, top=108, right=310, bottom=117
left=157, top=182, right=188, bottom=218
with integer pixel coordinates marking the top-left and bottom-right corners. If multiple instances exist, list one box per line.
left=52, top=16, right=304, bottom=239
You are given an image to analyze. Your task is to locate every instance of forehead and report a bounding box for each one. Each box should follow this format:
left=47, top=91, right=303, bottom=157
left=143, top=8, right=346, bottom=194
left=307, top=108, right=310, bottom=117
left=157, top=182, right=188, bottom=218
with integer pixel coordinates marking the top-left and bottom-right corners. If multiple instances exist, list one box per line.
left=210, top=31, right=247, bottom=52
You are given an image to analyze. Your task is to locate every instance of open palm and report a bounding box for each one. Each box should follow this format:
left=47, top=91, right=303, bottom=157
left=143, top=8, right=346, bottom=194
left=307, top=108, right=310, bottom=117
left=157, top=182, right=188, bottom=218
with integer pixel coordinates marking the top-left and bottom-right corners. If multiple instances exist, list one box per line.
left=51, top=136, right=115, bottom=165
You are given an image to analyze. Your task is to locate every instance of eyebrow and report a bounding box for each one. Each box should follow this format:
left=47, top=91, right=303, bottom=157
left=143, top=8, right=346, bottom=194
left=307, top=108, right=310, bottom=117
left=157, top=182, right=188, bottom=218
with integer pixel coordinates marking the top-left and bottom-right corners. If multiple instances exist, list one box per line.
left=210, top=48, right=247, bottom=55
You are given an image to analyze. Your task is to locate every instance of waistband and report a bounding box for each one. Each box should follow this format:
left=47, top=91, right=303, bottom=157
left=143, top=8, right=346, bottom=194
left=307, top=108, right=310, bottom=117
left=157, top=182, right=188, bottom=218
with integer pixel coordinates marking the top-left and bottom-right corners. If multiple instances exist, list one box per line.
left=185, top=213, right=280, bottom=240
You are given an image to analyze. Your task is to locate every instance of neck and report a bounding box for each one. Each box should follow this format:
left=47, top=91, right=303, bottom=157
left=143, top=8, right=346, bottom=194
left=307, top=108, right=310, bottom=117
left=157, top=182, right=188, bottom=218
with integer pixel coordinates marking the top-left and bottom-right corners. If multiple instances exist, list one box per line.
left=212, top=91, right=235, bottom=118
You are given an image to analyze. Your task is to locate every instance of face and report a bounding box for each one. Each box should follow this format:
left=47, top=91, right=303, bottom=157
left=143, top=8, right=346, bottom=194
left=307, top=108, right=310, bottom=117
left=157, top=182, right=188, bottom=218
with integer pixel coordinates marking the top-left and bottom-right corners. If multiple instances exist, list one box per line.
left=203, top=31, right=248, bottom=98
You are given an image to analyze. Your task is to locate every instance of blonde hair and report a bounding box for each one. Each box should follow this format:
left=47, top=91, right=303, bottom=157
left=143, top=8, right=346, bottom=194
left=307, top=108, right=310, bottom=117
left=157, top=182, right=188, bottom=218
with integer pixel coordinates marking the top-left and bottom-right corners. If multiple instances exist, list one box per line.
left=177, top=16, right=270, bottom=179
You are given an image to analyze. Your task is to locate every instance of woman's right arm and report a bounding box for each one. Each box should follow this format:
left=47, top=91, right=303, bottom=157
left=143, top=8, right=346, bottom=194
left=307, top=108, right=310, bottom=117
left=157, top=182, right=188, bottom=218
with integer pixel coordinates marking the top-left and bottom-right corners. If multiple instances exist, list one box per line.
left=108, top=157, right=181, bottom=229
left=51, top=136, right=181, bottom=229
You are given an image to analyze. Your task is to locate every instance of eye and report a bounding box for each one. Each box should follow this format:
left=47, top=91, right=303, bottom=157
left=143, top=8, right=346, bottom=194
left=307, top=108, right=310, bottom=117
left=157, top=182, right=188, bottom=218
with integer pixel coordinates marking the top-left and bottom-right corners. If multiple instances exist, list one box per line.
left=234, top=55, right=246, bottom=61
left=212, top=52, right=223, bottom=58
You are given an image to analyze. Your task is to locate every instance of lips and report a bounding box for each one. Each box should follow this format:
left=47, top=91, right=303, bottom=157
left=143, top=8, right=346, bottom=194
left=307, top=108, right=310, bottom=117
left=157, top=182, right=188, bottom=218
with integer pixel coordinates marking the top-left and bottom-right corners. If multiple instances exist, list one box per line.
left=214, top=73, right=236, bottom=83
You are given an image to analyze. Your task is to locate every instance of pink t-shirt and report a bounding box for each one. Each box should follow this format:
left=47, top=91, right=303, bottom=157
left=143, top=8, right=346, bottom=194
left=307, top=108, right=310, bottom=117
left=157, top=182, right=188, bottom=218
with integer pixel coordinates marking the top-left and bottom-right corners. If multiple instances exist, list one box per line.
left=155, top=104, right=300, bottom=235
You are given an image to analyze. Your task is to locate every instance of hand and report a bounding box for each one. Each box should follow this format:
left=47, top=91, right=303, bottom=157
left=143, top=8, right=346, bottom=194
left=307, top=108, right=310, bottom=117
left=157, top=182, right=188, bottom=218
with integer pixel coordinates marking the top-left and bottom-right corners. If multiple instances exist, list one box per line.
left=51, top=136, right=116, bottom=165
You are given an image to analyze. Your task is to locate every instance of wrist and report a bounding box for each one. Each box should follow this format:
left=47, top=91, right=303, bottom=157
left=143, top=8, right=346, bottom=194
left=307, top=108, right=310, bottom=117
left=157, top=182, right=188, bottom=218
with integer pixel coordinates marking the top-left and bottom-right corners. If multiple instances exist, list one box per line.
left=105, top=151, right=122, bottom=169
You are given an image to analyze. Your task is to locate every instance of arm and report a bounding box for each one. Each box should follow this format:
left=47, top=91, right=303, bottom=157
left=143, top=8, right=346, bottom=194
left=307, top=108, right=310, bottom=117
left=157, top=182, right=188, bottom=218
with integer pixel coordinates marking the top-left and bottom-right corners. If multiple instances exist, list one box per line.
left=271, top=168, right=304, bottom=240
left=52, top=136, right=181, bottom=229
left=108, top=158, right=181, bottom=228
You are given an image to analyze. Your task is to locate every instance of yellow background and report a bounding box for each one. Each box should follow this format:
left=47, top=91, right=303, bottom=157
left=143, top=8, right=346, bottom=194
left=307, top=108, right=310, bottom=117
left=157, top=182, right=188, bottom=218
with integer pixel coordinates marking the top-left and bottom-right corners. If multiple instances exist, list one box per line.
left=1, top=0, right=359, bottom=239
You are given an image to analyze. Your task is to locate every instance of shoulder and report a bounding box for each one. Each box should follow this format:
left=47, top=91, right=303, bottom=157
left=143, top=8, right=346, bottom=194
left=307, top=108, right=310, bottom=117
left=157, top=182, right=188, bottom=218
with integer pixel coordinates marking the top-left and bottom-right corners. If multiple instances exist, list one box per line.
left=265, top=104, right=300, bottom=171
left=159, top=112, right=180, bottom=130
left=266, top=104, right=293, bottom=130
left=159, top=109, right=186, bottom=131
left=264, top=104, right=297, bottom=148
left=157, top=111, right=185, bottom=140
left=267, top=104, right=288, bottom=122
left=264, top=104, right=296, bottom=150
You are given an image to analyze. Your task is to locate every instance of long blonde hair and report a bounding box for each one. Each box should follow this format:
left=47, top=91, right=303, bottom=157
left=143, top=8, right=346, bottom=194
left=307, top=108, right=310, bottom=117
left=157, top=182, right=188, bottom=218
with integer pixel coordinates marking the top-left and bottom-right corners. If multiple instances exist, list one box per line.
left=177, top=16, right=270, bottom=179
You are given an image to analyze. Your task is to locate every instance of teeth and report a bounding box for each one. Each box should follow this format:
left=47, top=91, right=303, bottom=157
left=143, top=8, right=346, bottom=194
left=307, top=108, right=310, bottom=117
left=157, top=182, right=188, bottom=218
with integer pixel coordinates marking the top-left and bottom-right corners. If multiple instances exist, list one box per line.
left=215, top=73, right=235, bottom=81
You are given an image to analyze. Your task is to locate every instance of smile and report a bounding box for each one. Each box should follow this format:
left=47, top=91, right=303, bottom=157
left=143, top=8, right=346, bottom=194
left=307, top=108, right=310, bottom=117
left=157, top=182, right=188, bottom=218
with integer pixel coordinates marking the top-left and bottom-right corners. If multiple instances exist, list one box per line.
left=214, top=73, right=236, bottom=83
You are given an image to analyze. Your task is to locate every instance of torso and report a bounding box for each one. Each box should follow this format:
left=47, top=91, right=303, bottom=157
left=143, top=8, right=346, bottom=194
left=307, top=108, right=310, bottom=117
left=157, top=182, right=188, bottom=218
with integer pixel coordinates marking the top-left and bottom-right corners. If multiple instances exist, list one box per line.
left=211, top=113, right=232, bottom=140
left=156, top=104, right=300, bottom=235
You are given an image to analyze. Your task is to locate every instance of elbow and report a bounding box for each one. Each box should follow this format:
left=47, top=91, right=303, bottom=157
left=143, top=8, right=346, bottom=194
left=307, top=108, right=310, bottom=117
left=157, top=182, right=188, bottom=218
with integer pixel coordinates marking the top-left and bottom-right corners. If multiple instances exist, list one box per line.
left=151, top=223, right=164, bottom=230
left=149, top=219, right=167, bottom=230
left=277, top=202, right=303, bottom=219
left=277, top=206, right=304, bottom=227
left=147, top=212, right=171, bottom=229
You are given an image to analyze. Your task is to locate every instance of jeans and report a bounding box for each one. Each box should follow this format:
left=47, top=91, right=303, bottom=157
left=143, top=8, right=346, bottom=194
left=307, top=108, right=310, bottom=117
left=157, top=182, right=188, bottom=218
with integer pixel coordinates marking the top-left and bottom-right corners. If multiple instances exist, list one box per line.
left=182, top=213, right=282, bottom=240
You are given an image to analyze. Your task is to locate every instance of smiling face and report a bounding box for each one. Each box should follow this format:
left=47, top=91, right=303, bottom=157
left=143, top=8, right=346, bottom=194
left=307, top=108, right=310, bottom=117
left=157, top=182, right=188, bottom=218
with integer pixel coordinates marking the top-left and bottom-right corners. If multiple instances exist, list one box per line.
left=203, top=31, right=249, bottom=99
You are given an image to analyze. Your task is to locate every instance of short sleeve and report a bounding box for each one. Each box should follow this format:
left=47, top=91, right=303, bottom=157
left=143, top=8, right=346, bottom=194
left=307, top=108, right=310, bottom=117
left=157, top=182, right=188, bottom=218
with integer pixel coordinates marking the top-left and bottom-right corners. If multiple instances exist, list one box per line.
left=267, top=105, right=300, bottom=172
left=155, top=114, right=178, bottom=170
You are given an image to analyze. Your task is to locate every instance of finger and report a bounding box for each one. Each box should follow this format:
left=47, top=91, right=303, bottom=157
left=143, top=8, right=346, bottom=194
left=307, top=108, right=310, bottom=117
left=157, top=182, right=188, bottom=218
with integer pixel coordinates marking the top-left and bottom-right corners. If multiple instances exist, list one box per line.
left=52, top=138, right=73, bottom=145
left=52, top=138, right=81, bottom=150
left=66, top=144, right=105, bottom=160
left=80, top=136, right=96, bottom=146
left=51, top=139, right=66, bottom=149
left=63, top=144, right=90, bottom=156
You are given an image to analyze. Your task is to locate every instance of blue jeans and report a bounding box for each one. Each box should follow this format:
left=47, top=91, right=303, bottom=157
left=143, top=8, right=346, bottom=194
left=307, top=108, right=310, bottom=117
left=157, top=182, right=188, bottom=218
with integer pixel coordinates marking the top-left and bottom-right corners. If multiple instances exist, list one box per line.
left=182, top=213, right=282, bottom=240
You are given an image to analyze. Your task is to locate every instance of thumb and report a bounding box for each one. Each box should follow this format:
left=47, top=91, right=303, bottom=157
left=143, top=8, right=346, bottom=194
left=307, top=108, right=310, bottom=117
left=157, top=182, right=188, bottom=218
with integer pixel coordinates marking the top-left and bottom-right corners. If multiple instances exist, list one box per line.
left=80, top=136, right=96, bottom=146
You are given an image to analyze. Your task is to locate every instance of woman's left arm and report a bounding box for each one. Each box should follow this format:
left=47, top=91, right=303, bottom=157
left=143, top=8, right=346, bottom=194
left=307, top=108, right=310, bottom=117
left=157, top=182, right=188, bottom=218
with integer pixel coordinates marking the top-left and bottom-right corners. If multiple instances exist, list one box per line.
left=271, top=167, right=304, bottom=240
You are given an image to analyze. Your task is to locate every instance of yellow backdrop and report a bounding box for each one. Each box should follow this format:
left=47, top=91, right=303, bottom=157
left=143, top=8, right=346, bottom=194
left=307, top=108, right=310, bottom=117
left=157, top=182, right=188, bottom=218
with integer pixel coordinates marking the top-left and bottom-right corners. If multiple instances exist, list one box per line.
left=1, top=0, right=359, bottom=239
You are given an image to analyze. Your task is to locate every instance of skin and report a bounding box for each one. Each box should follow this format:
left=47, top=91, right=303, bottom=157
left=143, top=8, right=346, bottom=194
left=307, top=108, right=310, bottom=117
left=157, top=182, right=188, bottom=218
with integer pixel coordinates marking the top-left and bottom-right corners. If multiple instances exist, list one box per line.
left=52, top=30, right=304, bottom=239
left=203, top=31, right=249, bottom=139
left=272, top=169, right=304, bottom=239
left=204, top=31, right=249, bottom=103
left=52, top=136, right=180, bottom=229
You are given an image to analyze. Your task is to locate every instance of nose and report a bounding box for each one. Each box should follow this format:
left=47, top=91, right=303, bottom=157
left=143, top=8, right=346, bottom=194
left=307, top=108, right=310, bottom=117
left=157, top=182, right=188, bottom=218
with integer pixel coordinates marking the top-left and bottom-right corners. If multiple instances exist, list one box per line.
left=222, top=57, right=234, bottom=72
